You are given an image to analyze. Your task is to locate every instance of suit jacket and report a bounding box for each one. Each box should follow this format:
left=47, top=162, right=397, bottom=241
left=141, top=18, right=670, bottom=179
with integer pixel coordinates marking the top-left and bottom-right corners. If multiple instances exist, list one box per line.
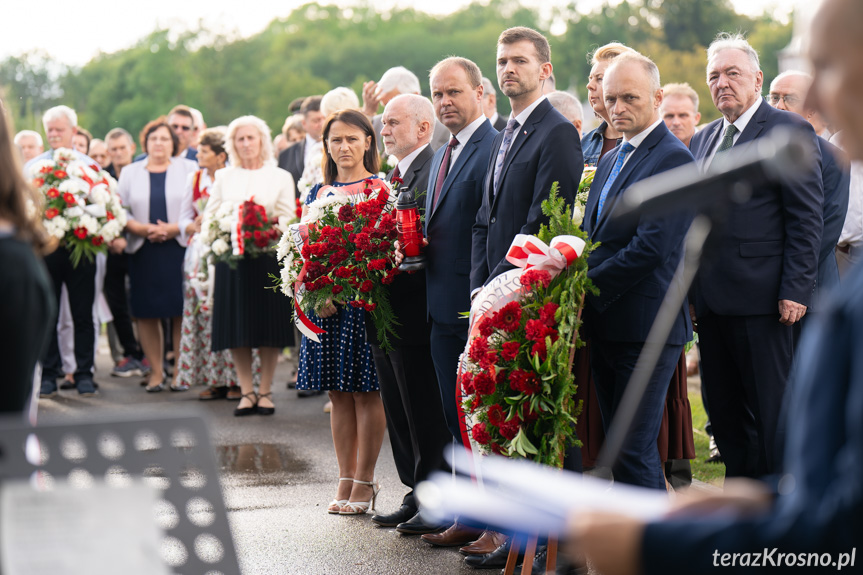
left=690, top=100, right=824, bottom=316
left=366, top=146, right=435, bottom=347
left=582, top=122, right=694, bottom=344
left=277, top=139, right=306, bottom=199
left=471, top=98, right=583, bottom=290
left=117, top=157, right=199, bottom=253
left=492, top=114, right=507, bottom=132
left=375, top=114, right=450, bottom=154
left=813, top=138, right=850, bottom=304
left=425, top=119, right=497, bottom=325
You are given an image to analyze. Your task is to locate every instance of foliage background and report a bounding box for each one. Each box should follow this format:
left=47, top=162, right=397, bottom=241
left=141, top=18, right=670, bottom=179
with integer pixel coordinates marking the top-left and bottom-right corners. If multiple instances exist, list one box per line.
left=0, top=0, right=791, bottom=142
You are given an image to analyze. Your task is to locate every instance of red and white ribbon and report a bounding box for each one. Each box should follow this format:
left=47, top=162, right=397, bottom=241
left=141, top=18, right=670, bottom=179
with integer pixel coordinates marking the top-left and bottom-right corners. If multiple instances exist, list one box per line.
left=505, top=234, right=585, bottom=276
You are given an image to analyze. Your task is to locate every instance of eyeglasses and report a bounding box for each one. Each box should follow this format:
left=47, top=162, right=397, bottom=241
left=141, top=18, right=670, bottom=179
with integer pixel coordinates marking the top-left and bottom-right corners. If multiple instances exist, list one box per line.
left=171, top=124, right=193, bottom=131
left=767, top=94, right=800, bottom=107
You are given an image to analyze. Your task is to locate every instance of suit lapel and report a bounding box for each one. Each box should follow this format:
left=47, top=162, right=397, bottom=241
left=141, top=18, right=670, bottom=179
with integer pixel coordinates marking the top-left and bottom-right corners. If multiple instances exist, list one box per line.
left=425, top=149, right=444, bottom=220
left=734, top=98, right=767, bottom=146
left=697, top=121, right=723, bottom=168
left=491, top=101, right=549, bottom=211
left=585, top=150, right=616, bottom=235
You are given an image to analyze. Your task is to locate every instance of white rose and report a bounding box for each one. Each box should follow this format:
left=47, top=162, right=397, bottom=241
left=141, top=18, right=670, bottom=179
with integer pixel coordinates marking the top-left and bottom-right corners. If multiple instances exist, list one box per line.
left=211, top=238, right=229, bottom=255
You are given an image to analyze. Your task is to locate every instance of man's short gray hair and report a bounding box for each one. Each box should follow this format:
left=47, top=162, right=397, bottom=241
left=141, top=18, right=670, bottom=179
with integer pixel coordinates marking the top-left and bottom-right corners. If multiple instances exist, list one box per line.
left=42, top=105, right=77, bottom=128
left=662, top=83, right=700, bottom=112
left=770, top=69, right=813, bottom=90
left=224, top=115, right=274, bottom=167
left=14, top=130, right=42, bottom=146
left=481, top=77, right=496, bottom=98
left=606, top=52, right=661, bottom=94
left=105, top=127, right=134, bottom=145
left=378, top=66, right=421, bottom=95
left=547, top=91, right=583, bottom=123
left=386, top=94, right=435, bottom=129
left=707, top=33, right=761, bottom=73
left=321, top=87, right=361, bottom=117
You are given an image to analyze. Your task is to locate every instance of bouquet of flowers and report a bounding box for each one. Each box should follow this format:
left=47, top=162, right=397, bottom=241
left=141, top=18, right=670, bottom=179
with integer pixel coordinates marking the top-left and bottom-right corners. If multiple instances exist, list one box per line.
left=459, top=184, right=597, bottom=467
left=276, top=179, right=401, bottom=350
left=571, top=165, right=597, bottom=226
left=200, top=198, right=281, bottom=267
left=30, top=148, right=127, bottom=267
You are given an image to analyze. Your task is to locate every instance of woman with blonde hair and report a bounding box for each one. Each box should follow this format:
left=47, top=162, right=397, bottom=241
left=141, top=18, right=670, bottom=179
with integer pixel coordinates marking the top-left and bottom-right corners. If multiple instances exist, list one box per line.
left=582, top=42, right=636, bottom=166
left=203, top=116, right=295, bottom=416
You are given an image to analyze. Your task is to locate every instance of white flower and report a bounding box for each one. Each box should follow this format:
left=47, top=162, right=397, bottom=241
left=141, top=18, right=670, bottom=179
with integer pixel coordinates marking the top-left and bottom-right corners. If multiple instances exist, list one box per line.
left=89, top=184, right=109, bottom=205
left=100, top=219, right=123, bottom=241
left=64, top=206, right=84, bottom=218
left=211, top=238, right=229, bottom=255
left=83, top=203, right=107, bottom=219
left=280, top=264, right=295, bottom=297
left=59, top=179, right=89, bottom=195
left=54, top=148, right=76, bottom=163
left=571, top=204, right=584, bottom=227
left=46, top=216, right=69, bottom=239
left=276, top=231, right=292, bottom=261
left=79, top=214, right=100, bottom=235
left=28, top=159, right=53, bottom=178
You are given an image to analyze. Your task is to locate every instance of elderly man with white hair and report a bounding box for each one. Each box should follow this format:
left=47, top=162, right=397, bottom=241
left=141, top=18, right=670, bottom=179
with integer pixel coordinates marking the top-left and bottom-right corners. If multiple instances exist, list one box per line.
left=25, top=105, right=95, bottom=170
left=481, top=76, right=507, bottom=131
left=547, top=90, right=584, bottom=137
left=361, top=65, right=449, bottom=152
left=13, top=130, right=43, bottom=163
left=687, top=33, right=824, bottom=480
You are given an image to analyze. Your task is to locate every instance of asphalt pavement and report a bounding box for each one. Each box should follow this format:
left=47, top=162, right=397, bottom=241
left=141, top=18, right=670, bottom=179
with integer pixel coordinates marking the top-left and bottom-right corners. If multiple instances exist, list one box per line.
left=35, top=343, right=481, bottom=575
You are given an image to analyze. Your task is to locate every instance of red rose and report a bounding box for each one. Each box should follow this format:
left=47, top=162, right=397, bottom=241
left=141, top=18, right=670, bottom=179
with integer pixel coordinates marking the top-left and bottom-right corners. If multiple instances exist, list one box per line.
left=471, top=423, right=490, bottom=445
left=499, top=418, right=520, bottom=440
left=359, top=280, right=374, bottom=293
left=45, top=208, right=59, bottom=220
left=332, top=285, right=344, bottom=295
left=472, top=370, right=496, bottom=396
left=46, top=187, right=60, bottom=199
left=91, top=236, right=104, bottom=246
left=460, top=371, right=475, bottom=395
left=500, top=341, right=520, bottom=361
left=494, top=301, right=522, bottom=332
left=539, top=302, right=559, bottom=327
left=520, top=269, right=552, bottom=290
left=488, top=404, right=505, bottom=426
left=62, top=192, right=77, bottom=206
left=54, top=169, right=68, bottom=179
left=468, top=337, right=489, bottom=363
left=73, top=227, right=88, bottom=240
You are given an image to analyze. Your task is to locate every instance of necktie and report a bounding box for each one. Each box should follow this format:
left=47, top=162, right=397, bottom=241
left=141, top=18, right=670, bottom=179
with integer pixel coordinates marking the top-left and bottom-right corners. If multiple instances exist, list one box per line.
left=391, top=165, right=401, bottom=183
left=595, top=142, right=635, bottom=221
left=432, top=137, right=459, bottom=211
left=493, top=118, right=520, bottom=194
left=716, top=123, right=738, bottom=155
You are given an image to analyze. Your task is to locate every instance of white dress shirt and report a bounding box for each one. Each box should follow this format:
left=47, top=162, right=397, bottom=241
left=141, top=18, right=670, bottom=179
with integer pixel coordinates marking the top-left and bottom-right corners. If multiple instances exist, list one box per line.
left=705, top=97, right=763, bottom=166
left=507, top=95, right=547, bottom=147
left=620, top=118, right=664, bottom=168
left=449, top=114, right=487, bottom=167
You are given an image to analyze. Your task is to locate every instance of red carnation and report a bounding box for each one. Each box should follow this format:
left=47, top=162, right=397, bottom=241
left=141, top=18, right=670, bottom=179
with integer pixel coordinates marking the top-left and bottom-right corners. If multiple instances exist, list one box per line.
left=332, top=285, right=344, bottom=295
left=364, top=302, right=377, bottom=311
left=539, top=302, right=560, bottom=327
left=335, top=267, right=351, bottom=279
left=338, top=204, right=356, bottom=222
left=54, top=169, right=68, bottom=179
left=344, top=224, right=354, bottom=232
left=377, top=240, right=392, bottom=251
left=525, top=319, right=552, bottom=343
left=478, top=316, right=496, bottom=337
left=349, top=299, right=366, bottom=308
left=45, top=208, right=59, bottom=220
left=500, top=341, right=520, bottom=361
left=490, top=442, right=503, bottom=455
left=488, top=404, right=505, bottom=426
left=91, top=236, right=104, bottom=246
left=499, top=418, right=520, bottom=440
left=494, top=301, right=522, bottom=333
left=531, top=340, right=548, bottom=362
left=62, top=192, right=77, bottom=206
left=301, top=244, right=311, bottom=258
left=520, top=269, right=552, bottom=290
left=472, top=370, right=496, bottom=396
left=73, top=227, right=88, bottom=240
left=359, top=280, right=374, bottom=293
left=471, top=423, right=490, bottom=445
left=460, top=372, right=475, bottom=395
left=368, top=258, right=387, bottom=271
left=468, top=337, right=489, bottom=363
left=381, top=270, right=398, bottom=285
left=39, top=165, right=53, bottom=174
left=46, top=187, right=60, bottom=199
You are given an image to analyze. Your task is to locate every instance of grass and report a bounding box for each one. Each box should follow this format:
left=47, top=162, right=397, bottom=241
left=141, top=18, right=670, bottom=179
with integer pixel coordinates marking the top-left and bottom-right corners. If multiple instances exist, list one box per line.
left=688, top=390, right=726, bottom=487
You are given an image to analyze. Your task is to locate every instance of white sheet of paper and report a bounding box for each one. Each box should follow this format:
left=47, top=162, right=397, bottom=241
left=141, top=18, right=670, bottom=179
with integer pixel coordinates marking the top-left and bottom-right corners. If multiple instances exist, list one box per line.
left=1, top=479, right=170, bottom=575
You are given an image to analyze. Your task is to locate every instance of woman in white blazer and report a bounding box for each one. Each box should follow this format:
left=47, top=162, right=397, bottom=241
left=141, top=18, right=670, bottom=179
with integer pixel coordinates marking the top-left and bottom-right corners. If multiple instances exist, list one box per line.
left=118, top=117, right=198, bottom=392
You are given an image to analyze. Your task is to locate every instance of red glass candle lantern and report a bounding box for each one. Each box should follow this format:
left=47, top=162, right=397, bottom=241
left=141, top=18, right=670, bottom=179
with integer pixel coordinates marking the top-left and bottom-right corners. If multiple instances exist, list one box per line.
left=395, top=186, right=427, bottom=271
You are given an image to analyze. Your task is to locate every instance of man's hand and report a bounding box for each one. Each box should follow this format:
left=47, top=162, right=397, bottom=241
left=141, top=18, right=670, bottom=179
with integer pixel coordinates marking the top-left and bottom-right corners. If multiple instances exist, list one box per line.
left=778, top=299, right=807, bottom=325
left=361, top=81, right=380, bottom=118
left=317, top=299, right=338, bottom=318
left=109, top=237, right=127, bottom=254
left=393, top=238, right=428, bottom=266
left=565, top=512, right=644, bottom=575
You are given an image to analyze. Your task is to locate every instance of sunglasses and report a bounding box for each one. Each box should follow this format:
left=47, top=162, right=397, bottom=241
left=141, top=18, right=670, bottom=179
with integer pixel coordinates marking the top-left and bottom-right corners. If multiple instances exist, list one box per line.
left=171, top=124, right=193, bottom=131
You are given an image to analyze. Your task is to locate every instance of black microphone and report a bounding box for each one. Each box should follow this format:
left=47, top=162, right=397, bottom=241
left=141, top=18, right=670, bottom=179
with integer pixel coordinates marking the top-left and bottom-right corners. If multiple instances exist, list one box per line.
left=613, top=126, right=815, bottom=220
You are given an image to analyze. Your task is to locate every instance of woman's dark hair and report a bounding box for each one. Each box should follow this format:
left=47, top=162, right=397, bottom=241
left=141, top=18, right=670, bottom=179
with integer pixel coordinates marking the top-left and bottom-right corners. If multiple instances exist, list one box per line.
left=139, top=116, right=179, bottom=157
left=321, top=109, right=379, bottom=185
left=0, top=106, right=49, bottom=251
left=198, top=128, right=227, bottom=158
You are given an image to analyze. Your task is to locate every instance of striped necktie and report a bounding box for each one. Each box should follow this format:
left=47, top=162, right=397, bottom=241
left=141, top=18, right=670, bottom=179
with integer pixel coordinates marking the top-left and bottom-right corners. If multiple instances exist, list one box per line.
left=493, top=118, right=520, bottom=194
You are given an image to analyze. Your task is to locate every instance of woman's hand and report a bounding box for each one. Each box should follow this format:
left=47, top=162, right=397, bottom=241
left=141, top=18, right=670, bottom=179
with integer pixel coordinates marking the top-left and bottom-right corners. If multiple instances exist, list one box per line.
left=317, top=299, right=338, bottom=318
left=109, top=237, right=127, bottom=254
left=148, top=220, right=178, bottom=243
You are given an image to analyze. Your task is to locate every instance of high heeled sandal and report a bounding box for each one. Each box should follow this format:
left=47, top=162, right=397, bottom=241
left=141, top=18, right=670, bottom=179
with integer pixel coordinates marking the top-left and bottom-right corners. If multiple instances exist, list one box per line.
left=233, top=392, right=258, bottom=416
left=328, top=477, right=354, bottom=514
left=256, top=392, right=275, bottom=416
left=339, top=478, right=381, bottom=515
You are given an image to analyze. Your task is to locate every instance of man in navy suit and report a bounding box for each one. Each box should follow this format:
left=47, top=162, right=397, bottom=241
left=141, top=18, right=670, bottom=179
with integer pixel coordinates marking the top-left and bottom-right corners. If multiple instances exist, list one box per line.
left=689, top=35, right=824, bottom=479
left=418, top=56, right=498, bottom=550
left=768, top=71, right=850, bottom=309
left=368, top=94, right=452, bottom=535
left=582, top=52, right=694, bottom=489
left=471, top=27, right=583, bottom=293
left=277, top=95, right=324, bottom=201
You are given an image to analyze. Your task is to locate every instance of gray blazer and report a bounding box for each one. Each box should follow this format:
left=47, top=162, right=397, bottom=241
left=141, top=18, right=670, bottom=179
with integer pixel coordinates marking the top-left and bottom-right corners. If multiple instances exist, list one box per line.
left=118, top=156, right=199, bottom=253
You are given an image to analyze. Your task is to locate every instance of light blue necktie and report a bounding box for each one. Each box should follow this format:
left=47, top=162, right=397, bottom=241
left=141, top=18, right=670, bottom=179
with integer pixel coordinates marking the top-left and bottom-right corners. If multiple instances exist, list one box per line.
left=493, top=118, right=520, bottom=194
left=596, top=142, right=635, bottom=220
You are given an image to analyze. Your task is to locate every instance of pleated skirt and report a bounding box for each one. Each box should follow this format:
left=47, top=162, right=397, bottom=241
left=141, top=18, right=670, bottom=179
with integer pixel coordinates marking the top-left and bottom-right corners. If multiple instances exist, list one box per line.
left=211, top=255, right=295, bottom=351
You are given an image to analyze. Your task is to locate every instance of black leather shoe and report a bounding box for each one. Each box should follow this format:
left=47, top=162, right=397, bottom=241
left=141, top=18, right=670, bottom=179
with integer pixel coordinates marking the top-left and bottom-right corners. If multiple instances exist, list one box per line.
left=371, top=504, right=417, bottom=527
left=297, top=389, right=323, bottom=397
left=464, top=539, right=518, bottom=569
left=395, top=512, right=449, bottom=535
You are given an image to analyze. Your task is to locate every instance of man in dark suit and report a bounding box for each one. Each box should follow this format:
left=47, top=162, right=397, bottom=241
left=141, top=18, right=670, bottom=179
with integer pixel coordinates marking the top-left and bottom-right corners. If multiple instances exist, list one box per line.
left=582, top=52, right=694, bottom=489
left=768, top=71, right=850, bottom=307
left=481, top=76, right=508, bottom=131
left=367, top=94, right=452, bottom=536
left=277, top=95, right=324, bottom=200
left=568, top=4, right=863, bottom=572
left=689, top=35, right=824, bottom=479
left=471, top=27, right=583, bottom=293
left=418, top=56, right=499, bottom=552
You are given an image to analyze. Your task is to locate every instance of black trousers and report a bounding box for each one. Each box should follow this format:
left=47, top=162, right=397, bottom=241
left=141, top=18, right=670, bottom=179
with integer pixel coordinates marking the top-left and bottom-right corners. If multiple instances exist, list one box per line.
left=371, top=343, right=451, bottom=509
left=103, top=252, right=142, bottom=360
left=429, top=321, right=468, bottom=441
left=42, top=248, right=96, bottom=381
left=698, top=313, right=793, bottom=478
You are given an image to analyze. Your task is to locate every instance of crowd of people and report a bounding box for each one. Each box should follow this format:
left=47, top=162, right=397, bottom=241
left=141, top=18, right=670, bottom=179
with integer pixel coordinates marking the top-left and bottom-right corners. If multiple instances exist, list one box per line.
left=3, top=1, right=861, bottom=571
